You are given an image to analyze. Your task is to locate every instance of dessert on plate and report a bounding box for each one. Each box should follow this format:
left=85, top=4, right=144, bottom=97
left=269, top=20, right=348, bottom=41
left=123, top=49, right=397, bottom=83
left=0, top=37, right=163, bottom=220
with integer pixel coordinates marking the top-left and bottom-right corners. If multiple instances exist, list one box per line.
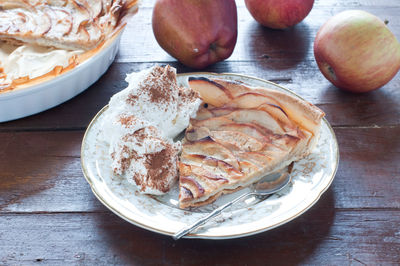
left=178, top=77, right=325, bottom=208
left=102, top=65, right=201, bottom=194
left=0, top=0, right=139, bottom=92
left=101, top=65, right=324, bottom=209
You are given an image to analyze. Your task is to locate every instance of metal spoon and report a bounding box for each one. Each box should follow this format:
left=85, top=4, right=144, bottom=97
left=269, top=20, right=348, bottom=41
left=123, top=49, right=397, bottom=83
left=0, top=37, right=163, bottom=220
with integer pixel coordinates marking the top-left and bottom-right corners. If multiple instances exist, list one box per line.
left=172, top=164, right=293, bottom=240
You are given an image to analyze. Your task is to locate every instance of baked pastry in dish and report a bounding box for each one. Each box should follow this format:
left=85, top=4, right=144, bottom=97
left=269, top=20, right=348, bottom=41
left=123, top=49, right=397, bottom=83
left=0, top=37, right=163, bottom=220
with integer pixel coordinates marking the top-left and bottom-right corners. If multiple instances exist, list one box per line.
left=178, top=77, right=325, bottom=208
left=0, top=0, right=138, bottom=50
left=0, top=0, right=139, bottom=92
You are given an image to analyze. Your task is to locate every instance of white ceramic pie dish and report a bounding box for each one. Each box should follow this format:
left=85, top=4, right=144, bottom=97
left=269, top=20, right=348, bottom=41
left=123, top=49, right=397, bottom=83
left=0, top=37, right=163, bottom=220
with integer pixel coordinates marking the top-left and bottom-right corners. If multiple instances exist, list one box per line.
left=0, top=32, right=122, bottom=123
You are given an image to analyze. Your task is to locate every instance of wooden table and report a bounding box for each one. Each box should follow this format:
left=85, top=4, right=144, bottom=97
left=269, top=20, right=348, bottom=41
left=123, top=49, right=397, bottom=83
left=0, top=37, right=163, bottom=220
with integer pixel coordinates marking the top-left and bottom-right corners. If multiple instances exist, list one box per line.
left=1, top=0, right=399, bottom=265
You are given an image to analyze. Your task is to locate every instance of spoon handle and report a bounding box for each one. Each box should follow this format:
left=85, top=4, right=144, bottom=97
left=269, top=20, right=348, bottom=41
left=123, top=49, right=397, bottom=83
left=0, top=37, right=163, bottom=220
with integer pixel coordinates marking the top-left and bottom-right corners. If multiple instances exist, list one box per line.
left=173, top=192, right=253, bottom=240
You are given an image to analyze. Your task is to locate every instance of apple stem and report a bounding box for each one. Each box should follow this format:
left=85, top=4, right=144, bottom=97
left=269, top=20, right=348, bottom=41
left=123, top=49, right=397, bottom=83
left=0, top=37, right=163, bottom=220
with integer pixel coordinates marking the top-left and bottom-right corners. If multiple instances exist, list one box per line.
left=260, top=54, right=270, bottom=59
left=209, top=42, right=217, bottom=51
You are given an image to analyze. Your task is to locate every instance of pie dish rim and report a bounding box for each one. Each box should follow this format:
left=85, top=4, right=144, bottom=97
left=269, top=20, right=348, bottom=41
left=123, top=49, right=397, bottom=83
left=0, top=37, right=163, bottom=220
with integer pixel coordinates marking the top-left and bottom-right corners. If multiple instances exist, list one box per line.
left=0, top=29, right=124, bottom=122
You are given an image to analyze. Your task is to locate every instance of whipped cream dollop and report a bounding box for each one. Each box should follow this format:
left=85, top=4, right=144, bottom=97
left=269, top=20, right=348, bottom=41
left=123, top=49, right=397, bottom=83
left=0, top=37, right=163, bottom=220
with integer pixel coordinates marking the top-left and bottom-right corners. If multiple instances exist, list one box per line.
left=0, top=41, right=82, bottom=87
left=102, top=65, right=201, bottom=195
left=108, top=66, right=201, bottom=139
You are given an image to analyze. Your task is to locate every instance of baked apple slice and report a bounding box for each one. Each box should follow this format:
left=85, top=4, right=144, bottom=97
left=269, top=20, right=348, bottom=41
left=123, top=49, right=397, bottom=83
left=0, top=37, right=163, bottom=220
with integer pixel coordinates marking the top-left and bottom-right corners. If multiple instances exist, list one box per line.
left=178, top=77, right=325, bottom=208
left=235, top=152, right=272, bottom=168
left=188, top=77, right=233, bottom=107
left=182, top=137, right=239, bottom=170
left=180, top=154, right=242, bottom=179
left=0, top=0, right=139, bottom=50
left=210, top=130, right=265, bottom=152
left=191, top=116, right=234, bottom=130
left=224, top=109, right=285, bottom=135
left=218, top=123, right=271, bottom=143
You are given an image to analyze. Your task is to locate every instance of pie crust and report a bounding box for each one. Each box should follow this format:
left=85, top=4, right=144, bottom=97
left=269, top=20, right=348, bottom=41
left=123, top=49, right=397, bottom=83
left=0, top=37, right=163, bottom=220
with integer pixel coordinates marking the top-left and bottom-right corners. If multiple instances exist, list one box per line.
left=0, top=0, right=139, bottom=92
left=178, top=77, right=325, bottom=208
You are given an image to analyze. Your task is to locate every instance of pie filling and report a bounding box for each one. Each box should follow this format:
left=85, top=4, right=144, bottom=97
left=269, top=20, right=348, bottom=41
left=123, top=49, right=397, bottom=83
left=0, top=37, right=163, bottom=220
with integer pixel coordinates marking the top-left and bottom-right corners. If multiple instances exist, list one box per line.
left=0, top=41, right=83, bottom=90
left=0, top=0, right=139, bottom=93
left=178, top=77, right=325, bottom=208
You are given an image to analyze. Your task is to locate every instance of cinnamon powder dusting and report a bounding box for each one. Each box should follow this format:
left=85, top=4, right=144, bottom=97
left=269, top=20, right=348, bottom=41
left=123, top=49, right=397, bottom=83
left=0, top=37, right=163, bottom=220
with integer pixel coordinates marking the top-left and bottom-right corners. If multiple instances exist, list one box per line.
left=113, top=146, right=137, bottom=174
left=144, top=147, right=175, bottom=193
left=146, top=149, right=169, bottom=180
left=107, top=65, right=201, bottom=195
left=139, top=65, right=177, bottom=104
left=118, top=115, right=139, bottom=127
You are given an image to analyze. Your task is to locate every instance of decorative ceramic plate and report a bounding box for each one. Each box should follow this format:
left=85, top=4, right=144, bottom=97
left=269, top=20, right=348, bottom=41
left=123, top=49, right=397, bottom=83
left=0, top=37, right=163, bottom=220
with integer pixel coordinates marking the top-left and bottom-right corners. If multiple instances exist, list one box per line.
left=81, top=73, right=339, bottom=239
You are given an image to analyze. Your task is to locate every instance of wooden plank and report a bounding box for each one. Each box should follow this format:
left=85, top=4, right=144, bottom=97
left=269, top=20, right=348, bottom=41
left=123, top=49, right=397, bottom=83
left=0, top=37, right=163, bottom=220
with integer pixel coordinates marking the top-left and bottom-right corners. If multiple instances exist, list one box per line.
left=0, top=208, right=399, bottom=265
left=0, top=61, right=398, bottom=130
left=117, top=4, right=400, bottom=63
left=0, top=131, right=105, bottom=213
left=140, top=0, right=400, bottom=8
left=314, top=0, right=400, bottom=7
left=333, top=126, right=400, bottom=209
left=0, top=2, right=399, bottom=264
left=0, top=126, right=399, bottom=213
left=0, top=1, right=399, bottom=129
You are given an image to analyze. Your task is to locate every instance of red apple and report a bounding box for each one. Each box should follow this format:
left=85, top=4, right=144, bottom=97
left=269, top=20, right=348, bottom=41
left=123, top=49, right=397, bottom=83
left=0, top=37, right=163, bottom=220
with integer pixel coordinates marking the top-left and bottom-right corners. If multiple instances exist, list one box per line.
left=244, top=0, right=314, bottom=29
left=152, top=0, right=237, bottom=69
left=314, top=10, right=400, bottom=93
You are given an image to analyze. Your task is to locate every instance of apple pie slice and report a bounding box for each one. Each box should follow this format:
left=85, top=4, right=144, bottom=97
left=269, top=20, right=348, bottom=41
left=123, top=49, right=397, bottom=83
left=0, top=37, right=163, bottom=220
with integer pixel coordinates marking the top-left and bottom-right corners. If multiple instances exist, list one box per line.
left=178, top=77, right=325, bottom=208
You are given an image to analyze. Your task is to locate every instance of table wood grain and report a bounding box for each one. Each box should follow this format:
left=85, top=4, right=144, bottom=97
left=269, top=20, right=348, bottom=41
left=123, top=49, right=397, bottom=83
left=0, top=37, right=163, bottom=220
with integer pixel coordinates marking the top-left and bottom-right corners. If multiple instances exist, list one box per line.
left=1, top=0, right=400, bottom=265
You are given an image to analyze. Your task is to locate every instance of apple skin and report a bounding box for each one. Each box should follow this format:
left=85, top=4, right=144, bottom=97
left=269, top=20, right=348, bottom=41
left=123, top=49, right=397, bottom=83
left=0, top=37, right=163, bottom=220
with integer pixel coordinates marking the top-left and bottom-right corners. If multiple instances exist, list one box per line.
left=152, top=0, right=237, bottom=69
left=244, top=0, right=314, bottom=29
left=314, top=10, right=400, bottom=93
